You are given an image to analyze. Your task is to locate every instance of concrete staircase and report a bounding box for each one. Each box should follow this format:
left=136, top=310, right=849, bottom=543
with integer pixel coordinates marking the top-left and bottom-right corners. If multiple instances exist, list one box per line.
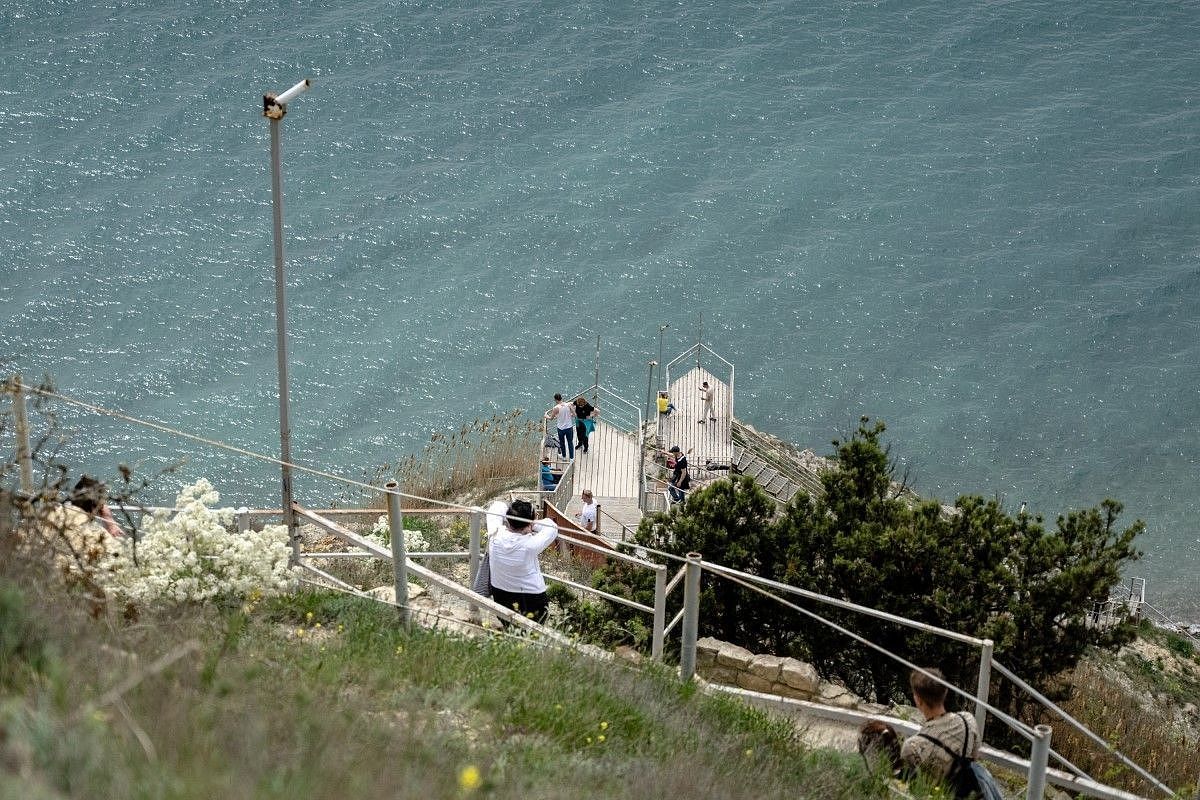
left=730, top=420, right=829, bottom=506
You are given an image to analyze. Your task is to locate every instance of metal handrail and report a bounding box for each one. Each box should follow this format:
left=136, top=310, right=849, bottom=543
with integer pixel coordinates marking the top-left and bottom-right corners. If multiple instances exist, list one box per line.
left=597, top=506, right=636, bottom=542
left=306, top=551, right=468, bottom=559
left=698, top=559, right=987, bottom=646
left=566, top=382, right=642, bottom=436
left=664, top=342, right=734, bottom=376
left=547, top=573, right=654, bottom=615
left=690, top=561, right=1173, bottom=798
left=1139, top=600, right=1200, bottom=645
left=661, top=563, right=689, bottom=636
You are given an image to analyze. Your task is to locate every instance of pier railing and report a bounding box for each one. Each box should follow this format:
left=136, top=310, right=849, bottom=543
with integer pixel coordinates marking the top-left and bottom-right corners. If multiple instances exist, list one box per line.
left=664, top=343, right=735, bottom=422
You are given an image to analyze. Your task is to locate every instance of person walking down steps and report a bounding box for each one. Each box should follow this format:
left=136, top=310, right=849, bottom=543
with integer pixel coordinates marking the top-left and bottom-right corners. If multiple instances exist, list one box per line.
left=698, top=381, right=716, bottom=424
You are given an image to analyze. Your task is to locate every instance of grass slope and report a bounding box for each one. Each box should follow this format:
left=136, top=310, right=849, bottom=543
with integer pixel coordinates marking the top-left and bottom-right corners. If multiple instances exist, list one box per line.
left=0, top=581, right=890, bottom=800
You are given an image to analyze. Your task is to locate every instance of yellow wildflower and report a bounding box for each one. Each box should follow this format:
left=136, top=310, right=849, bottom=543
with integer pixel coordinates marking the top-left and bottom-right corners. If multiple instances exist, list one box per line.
left=458, top=765, right=482, bottom=791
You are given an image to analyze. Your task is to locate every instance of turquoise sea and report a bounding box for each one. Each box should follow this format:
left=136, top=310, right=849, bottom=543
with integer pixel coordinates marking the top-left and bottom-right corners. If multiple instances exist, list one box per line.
left=2, top=1, right=1198, bottom=617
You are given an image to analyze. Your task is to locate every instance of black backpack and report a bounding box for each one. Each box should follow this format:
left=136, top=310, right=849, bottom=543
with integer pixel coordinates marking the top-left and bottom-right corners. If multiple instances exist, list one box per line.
left=917, top=713, right=1003, bottom=800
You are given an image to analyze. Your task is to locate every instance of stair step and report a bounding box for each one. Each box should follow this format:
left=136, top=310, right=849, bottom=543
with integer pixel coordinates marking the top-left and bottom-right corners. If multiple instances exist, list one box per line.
left=766, top=474, right=789, bottom=495
left=757, top=467, right=780, bottom=488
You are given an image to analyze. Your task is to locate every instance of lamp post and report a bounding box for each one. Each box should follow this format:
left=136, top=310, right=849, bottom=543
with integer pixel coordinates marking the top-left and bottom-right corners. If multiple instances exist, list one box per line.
left=262, top=78, right=311, bottom=560
left=640, top=359, right=656, bottom=511
left=657, top=323, right=669, bottom=390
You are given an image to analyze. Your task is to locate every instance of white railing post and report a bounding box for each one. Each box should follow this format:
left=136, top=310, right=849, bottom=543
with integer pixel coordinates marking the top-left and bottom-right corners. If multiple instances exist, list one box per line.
left=680, top=552, right=702, bottom=681
left=975, top=638, right=993, bottom=740
left=468, top=508, right=483, bottom=624
left=385, top=481, right=409, bottom=626
left=236, top=507, right=250, bottom=534
left=468, top=509, right=482, bottom=588
left=652, top=564, right=667, bottom=660
left=8, top=375, right=34, bottom=495
left=1027, top=724, right=1052, bottom=800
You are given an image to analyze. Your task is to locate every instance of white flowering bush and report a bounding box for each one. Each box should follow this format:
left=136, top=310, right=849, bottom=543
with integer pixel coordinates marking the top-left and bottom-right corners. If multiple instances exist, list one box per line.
left=368, top=515, right=429, bottom=552
left=99, top=479, right=298, bottom=605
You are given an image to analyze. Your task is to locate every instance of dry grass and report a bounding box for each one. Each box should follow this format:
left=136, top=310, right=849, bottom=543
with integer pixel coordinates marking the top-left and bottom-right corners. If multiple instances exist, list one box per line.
left=355, top=410, right=541, bottom=508
left=1043, top=635, right=1200, bottom=796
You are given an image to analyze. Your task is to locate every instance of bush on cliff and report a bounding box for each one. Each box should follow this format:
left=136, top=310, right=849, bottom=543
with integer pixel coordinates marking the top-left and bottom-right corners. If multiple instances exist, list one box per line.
left=595, top=417, right=1143, bottom=724
left=776, top=418, right=1143, bottom=714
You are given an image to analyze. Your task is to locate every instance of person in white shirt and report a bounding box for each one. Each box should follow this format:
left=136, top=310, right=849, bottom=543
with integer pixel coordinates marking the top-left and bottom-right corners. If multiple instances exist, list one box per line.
left=699, top=381, right=716, bottom=423
left=485, top=498, right=558, bottom=624
left=545, top=393, right=576, bottom=459
left=576, top=489, right=597, bottom=532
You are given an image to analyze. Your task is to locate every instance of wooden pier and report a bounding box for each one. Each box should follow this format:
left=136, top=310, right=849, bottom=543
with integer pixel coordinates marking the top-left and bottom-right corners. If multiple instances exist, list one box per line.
left=656, top=366, right=734, bottom=472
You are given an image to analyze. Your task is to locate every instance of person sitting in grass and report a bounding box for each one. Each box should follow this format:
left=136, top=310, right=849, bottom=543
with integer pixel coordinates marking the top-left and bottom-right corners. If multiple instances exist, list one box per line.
left=901, top=667, right=982, bottom=798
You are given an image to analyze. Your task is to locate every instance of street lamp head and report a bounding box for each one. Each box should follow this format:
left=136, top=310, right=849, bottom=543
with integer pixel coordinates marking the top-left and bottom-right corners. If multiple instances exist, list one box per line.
left=263, top=78, right=312, bottom=119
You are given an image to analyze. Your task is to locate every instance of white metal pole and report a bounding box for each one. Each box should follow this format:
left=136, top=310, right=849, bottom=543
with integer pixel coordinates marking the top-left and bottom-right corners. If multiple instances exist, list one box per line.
left=975, top=638, right=994, bottom=740
left=468, top=508, right=483, bottom=624
left=468, top=510, right=482, bottom=589
left=680, top=552, right=702, bottom=681
left=640, top=360, right=655, bottom=511
left=385, top=481, right=409, bottom=626
left=263, top=85, right=307, bottom=561
left=657, top=324, right=668, bottom=391
left=1027, top=724, right=1052, bottom=800
left=652, top=564, right=666, bottom=660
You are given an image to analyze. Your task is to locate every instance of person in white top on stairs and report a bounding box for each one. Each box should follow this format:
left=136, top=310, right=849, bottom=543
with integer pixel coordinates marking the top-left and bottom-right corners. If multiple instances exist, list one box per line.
left=546, top=393, right=576, bottom=459
left=576, top=489, right=597, bottom=533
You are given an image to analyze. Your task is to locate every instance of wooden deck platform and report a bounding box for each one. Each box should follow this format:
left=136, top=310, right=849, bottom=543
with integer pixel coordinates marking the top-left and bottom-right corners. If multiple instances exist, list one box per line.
left=561, top=418, right=647, bottom=540
left=572, top=419, right=639, bottom=499
left=554, top=359, right=736, bottom=538
left=656, top=367, right=734, bottom=471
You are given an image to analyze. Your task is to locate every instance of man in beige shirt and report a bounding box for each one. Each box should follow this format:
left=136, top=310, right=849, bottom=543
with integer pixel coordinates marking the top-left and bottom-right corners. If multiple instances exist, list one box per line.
left=900, top=667, right=979, bottom=781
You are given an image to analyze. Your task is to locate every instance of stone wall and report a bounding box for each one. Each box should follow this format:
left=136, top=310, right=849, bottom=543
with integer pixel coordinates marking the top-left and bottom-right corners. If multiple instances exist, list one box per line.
left=695, top=637, right=871, bottom=711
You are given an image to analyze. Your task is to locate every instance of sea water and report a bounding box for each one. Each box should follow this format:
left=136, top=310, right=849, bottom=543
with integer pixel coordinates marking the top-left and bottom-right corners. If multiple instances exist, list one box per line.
left=1, top=1, right=1198, bottom=617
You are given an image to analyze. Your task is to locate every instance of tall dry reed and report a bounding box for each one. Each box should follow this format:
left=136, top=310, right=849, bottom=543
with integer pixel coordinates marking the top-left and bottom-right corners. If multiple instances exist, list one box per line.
left=1043, top=658, right=1197, bottom=796
left=359, top=409, right=541, bottom=507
